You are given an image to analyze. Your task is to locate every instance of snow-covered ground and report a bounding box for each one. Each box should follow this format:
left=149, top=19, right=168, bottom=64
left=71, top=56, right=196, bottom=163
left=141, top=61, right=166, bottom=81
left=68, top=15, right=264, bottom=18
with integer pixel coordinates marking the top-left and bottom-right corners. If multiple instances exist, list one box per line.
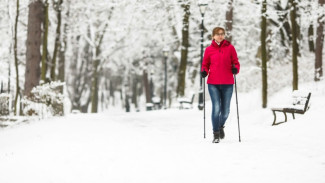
left=1, top=80, right=325, bottom=183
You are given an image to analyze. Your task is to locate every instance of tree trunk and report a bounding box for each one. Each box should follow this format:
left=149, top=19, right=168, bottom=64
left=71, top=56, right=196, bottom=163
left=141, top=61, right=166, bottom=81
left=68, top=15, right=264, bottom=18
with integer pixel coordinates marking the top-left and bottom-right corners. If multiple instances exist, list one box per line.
left=132, top=76, right=139, bottom=110
left=58, top=1, right=68, bottom=84
left=261, top=0, right=268, bottom=108
left=290, top=0, right=299, bottom=90
left=8, top=52, right=11, bottom=94
left=69, top=36, right=80, bottom=110
left=91, top=59, right=99, bottom=113
left=225, top=0, right=233, bottom=43
left=14, top=0, right=20, bottom=115
left=308, top=24, right=315, bottom=52
left=143, top=70, right=151, bottom=103
left=81, top=97, right=91, bottom=113
left=315, top=0, right=324, bottom=81
left=177, top=2, right=190, bottom=97
left=90, top=20, right=109, bottom=113
left=274, top=1, right=290, bottom=53
left=24, top=0, right=43, bottom=96
left=51, top=0, right=63, bottom=81
left=41, top=0, right=49, bottom=82
left=1, top=82, right=3, bottom=93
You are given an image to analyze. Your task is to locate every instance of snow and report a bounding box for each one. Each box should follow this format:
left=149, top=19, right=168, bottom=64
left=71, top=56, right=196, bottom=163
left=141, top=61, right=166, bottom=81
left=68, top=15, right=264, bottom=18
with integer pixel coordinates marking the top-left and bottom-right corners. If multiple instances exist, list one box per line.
left=1, top=80, right=325, bottom=183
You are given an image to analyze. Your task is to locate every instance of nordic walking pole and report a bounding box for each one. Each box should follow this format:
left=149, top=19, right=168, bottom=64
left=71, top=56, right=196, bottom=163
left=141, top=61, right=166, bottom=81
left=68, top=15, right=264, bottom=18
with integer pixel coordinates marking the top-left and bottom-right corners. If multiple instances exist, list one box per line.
left=203, top=77, right=206, bottom=139
left=234, top=74, right=241, bottom=142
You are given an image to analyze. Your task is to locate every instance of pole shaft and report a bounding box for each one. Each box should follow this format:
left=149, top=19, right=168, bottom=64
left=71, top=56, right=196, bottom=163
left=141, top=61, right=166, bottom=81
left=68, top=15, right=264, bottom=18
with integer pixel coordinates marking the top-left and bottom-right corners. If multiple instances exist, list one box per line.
left=200, top=14, right=206, bottom=138
left=204, top=78, right=206, bottom=138
left=164, top=57, right=167, bottom=109
left=234, top=74, right=241, bottom=142
left=198, top=14, right=204, bottom=111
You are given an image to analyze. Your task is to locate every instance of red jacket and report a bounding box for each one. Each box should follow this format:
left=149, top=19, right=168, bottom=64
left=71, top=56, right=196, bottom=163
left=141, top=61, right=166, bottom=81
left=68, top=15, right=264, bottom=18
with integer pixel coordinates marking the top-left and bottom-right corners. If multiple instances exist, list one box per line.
left=201, top=40, right=240, bottom=85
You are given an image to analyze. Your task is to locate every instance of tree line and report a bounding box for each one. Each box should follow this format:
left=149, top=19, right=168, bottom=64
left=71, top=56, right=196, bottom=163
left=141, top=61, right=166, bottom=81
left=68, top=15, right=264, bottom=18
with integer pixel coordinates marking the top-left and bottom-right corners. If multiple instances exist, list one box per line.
left=0, top=0, right=324, bottom=115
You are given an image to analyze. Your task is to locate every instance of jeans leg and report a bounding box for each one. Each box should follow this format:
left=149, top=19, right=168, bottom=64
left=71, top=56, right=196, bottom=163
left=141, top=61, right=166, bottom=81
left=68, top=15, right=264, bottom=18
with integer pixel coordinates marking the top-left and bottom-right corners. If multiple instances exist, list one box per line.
left=220, top=85, right=234, bottom=128
left=208, top=84, right=221, bottom=132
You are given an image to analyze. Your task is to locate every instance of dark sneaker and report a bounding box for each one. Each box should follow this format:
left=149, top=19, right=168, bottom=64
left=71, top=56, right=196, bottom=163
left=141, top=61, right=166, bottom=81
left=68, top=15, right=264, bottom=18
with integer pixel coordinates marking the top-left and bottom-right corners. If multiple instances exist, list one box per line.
left=220, top=126, right=225, bottom=139
left=212, top=131, right=220, bottom=143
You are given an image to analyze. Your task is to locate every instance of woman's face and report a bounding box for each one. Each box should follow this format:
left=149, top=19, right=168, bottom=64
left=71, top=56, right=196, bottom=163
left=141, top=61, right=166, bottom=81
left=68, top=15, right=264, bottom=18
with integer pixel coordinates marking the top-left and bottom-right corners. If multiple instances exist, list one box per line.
left=213, top=30, right=225, bottom=43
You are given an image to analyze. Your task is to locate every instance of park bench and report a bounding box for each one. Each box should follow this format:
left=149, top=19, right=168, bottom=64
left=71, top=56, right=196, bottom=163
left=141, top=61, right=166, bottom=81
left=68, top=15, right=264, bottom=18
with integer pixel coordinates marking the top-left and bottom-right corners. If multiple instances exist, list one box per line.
left=177, top=93, right=195, bottom=109
left=0, top=93, right=10, bottom=116
left=152, top=97, right=162, bottom=110
left=271, top=90, right=311, bottom=126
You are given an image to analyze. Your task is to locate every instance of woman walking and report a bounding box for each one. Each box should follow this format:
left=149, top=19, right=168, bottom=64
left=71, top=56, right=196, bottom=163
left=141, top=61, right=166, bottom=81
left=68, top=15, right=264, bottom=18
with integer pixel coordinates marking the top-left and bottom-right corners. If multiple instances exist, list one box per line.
left=201, top=27, right=240, bottom=143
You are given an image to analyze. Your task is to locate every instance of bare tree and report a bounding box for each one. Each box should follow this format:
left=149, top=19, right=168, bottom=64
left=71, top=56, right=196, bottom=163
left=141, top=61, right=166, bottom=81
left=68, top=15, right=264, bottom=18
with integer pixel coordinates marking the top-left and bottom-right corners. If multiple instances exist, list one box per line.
left=41, top=0, right=49, bottom=82
left=143, top=68, right=151, bottom=104
left=51, top=0, right=63, bottom=81
left=289, top=0, right=299, bottom=90
left=315, top=0, right=324, bottom=81
left=58, top=0, right=69, bottom=84
left=91, top=21, right=110, bottom=113
left=177, top=1, right=190, bottom=97
left=261, top=0, right=268, bottom=108
left=308, top=24, right=315, bottom=52
left=68, top=34, right=92, bottom=112
left=225, top=0, right=233, bottom=43
left=24, top=0, right=43, bottom=96
left=13, top=0, right=20, bottom=115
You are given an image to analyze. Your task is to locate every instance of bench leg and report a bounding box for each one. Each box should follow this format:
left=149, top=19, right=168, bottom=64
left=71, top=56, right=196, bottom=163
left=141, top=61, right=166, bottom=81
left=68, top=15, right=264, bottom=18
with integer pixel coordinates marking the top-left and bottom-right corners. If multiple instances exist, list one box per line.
left=283, top=112, right=287, bottom=122
left=273, top=110, right=293, bottom=126
left=272, top=110, right=277, bottom=126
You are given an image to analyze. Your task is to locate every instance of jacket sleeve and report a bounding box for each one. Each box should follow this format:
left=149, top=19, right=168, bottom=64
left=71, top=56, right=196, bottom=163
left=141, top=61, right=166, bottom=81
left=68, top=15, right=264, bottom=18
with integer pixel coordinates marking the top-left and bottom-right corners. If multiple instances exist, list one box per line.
left=230, top=45, right=240, bottom=74
left=201, top=48, right=210, bottom=73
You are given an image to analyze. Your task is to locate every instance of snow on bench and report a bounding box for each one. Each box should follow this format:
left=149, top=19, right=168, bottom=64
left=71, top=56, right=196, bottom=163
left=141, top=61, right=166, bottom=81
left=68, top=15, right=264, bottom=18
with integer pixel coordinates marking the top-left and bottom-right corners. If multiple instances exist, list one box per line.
left=177, top=93, right=195, bottom=109
left=151, top=97, right=162, bottom=110
left=271, top=90, right=311, bottom=126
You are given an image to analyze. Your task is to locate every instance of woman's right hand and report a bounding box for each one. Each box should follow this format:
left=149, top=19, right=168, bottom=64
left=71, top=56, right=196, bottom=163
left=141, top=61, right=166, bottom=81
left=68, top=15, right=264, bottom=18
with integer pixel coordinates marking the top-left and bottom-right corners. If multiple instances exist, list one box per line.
left=201, top=71, right=208, bottom=78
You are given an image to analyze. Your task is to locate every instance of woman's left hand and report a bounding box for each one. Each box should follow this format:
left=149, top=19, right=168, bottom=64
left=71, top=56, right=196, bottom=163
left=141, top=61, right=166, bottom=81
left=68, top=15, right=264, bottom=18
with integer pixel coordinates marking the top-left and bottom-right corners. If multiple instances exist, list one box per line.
left=232, top=67, right=238, bottom=74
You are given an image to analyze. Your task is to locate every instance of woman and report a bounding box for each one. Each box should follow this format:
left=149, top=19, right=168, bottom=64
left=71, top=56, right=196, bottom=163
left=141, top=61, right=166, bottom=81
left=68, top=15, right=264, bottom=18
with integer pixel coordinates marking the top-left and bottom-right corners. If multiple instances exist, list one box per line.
left=201, top=27, right=240, bottom=143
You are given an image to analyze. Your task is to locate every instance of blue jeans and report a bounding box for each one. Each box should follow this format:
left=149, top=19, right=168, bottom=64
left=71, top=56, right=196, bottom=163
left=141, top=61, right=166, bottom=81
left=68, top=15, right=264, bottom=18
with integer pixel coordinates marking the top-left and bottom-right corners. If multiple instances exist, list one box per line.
left=208, top=84, right=233, bottom=132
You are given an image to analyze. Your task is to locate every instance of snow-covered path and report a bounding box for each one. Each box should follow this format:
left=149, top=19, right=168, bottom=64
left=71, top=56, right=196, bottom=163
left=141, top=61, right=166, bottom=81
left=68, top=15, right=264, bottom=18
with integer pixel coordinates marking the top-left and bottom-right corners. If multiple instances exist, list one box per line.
left=1, top=84, right=325, bottom=183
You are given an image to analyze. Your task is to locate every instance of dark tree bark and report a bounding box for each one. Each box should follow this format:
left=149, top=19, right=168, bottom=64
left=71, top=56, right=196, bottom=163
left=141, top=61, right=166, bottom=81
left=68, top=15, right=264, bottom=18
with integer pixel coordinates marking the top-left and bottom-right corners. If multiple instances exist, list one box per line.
left=306, top=0, right=315, bottom=53
left=315, top=0, right=324, bottom=81
left=91, top=59, right=99, bottom=113
left=68, top=34, right=92, bottom=112
left=69, top=36, right=80, bottom=110
left=290, top=0, right=299, bottom=90
left=177, top=2, right=190, bottom=97
left=14, top=0, right=20, bottom=115
left=143, top=70, right=151, bottom=103
left=308, top=24, right=315, bottom=52
left=24, top=0, right=43, bottom=96
left=91, top=22, right=109, bottom=113
left=273, top=1, right=290, bottom=54
left=225, top=0, right=233, bottom=43
left=132, top=76, right=139, bottom=110
left=0, top=82, right=3, bottom=93
left=90, top=7, right=114, bottom=113
left=261, top=0, right=268, bottom=108
left=51, top=0, right=63, bottom=81
left=58, top=0, right=69, bottom=84
left=41, top=0, right=49, bottom=82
